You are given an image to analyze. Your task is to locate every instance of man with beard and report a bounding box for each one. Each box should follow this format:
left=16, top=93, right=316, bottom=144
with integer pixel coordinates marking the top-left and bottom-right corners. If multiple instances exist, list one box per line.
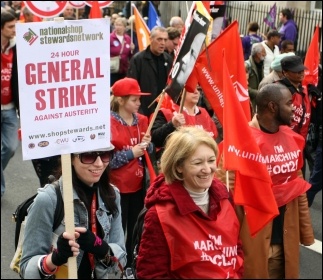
left=216, top=83, right=314, bottom=278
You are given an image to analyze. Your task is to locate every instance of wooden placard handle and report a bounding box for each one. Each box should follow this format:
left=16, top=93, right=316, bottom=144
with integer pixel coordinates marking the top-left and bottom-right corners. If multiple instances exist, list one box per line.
left=61, top=154, right=77, bottom=279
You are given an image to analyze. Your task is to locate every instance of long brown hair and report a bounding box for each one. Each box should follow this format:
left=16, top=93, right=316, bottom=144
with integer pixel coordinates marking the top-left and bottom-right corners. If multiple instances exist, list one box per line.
left=56, top=156, right=118, bottom=217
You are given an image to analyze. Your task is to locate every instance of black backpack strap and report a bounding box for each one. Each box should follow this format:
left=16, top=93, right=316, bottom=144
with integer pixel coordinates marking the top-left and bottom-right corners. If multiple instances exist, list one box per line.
left=13, top=194, right=37, bottom=250
left=131, top=206, right=147, bottom=278
left=52, top=181, right=64, bottom=231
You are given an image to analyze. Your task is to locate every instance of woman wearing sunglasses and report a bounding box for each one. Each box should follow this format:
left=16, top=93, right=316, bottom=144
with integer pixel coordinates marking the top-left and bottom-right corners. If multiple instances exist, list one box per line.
left=20, top=146, right=127, bottom=279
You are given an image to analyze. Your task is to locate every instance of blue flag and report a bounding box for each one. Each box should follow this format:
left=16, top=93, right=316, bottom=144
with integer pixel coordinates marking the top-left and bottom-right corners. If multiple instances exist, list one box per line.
left=148, top=1, right=163, bottom=30
left=264, top=3, right=277, bottom=29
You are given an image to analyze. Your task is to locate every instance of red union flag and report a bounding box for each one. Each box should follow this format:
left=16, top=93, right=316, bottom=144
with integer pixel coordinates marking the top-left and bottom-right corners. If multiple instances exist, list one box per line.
left=89, top=1, right=102, bottom=18
left=303, top=26, right=319, bottom=87
left=192, top=21, right=251, bottom=125
left=222, top=50, right=278, bottom=236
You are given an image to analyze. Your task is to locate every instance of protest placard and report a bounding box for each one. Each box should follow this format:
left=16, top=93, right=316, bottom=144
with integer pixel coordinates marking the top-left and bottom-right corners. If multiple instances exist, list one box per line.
left=16, top=19, right=111, bottom=160
left=16, top=18, right=111, bottom=278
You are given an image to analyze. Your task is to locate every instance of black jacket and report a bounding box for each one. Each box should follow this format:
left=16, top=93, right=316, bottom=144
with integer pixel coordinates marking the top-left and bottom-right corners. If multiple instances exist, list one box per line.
left=127, top=46, right=172, bottom=117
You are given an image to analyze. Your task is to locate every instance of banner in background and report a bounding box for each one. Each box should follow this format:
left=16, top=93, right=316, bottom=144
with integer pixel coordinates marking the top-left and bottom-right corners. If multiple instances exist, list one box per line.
left=263, top=2, right=277, bottom=29
left=210, top=1, right=226, bottom=40
left=165, top=6, right=211, bottom=102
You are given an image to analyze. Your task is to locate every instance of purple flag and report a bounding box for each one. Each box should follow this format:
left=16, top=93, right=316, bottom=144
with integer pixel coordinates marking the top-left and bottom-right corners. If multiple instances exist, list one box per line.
left=264, top=3, right=277, bottom=29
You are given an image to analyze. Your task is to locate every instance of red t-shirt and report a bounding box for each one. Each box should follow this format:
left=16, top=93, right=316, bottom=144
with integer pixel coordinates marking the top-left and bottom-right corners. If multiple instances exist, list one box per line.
left=1, top=49, right=13, bottom=105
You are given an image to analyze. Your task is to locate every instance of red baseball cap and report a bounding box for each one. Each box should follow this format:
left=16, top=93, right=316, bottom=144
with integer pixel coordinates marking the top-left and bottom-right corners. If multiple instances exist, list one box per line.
left=112, top=78, right=151, bottom=96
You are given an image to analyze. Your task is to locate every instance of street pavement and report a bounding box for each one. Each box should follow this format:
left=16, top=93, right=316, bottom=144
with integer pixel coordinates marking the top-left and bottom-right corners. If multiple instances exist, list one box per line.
left=1, top=143, right=322, bottom=279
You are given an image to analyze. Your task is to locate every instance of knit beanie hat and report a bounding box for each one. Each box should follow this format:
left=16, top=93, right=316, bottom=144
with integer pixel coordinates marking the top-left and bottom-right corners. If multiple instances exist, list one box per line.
left=271, top=52, right=295, bottom=72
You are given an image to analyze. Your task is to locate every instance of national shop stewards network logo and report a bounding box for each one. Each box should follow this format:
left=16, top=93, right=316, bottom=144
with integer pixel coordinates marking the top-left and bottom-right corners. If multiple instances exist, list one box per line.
left=22, top=25, right=104, bottom=46
left=23, top=28, right=39, bottom=45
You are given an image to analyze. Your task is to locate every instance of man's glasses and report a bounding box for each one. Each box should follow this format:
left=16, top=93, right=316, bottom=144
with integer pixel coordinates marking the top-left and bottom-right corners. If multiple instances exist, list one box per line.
left=75, top=151, right=112, bottom=164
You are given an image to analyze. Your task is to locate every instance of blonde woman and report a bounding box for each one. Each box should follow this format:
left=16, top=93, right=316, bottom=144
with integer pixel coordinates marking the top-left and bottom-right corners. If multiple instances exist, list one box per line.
left=137, top=126, right=244, bottom=278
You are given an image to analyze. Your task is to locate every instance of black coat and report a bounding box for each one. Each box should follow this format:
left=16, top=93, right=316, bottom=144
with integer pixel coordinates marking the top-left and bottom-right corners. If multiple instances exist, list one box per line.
left=127, top=46, right=172, bottom=117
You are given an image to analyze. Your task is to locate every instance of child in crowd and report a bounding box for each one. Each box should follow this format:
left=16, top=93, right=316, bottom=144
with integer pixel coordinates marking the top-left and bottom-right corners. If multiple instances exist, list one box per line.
left=109, top=77, right=152, bottom=268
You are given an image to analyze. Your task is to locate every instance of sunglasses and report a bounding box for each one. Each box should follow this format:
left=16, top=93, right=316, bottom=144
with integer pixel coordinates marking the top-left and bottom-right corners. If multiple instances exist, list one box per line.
left=75, top=151, right=112, bottom=164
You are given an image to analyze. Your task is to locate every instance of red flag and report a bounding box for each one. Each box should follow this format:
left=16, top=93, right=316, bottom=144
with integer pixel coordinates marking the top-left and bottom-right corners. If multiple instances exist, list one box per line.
left=193, top=21, right=251, bottom=125
left=303, top=26, right=320, bottom=87
left=185, top=67, right=199, bottom=92
left=19, top=1, right=25, bottom=21
left=89, top=2, right=102, bottom=19
left=159, top=93, right=178, bottom=111
left=33, top=15, right=42, bottom=22
left=201, top=1, right=210, bottom=13
left=222, top=50, right=278, bottom=237
left=144, top=150, right=156, bottom=183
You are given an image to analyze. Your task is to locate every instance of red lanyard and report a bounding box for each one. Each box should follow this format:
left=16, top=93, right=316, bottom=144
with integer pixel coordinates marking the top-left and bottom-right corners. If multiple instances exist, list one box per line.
left=89, top=192, right=97, bottom=278
left=88, top=192, right=124, bottom=277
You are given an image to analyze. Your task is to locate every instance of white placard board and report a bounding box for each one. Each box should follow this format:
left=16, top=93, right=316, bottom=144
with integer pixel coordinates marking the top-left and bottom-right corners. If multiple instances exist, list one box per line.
left=16, top=19, right=111, bottom=160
